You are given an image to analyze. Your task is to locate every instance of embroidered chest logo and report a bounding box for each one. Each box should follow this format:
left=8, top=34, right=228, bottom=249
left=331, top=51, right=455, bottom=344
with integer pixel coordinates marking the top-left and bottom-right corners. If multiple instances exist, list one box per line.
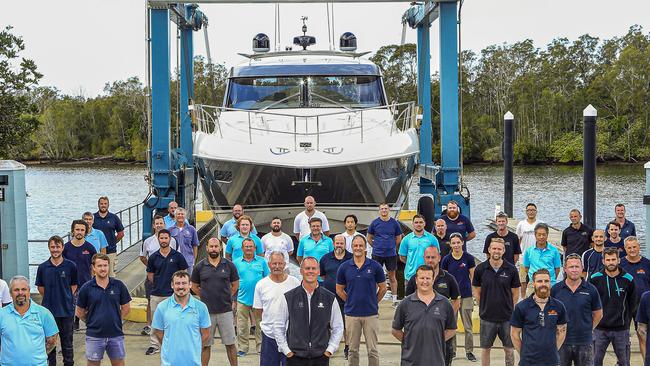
left=499, top=273, right=509, bottom=278
left=60, top=271, right=66, bottom=278
left=637, top=269, right=646, bottom=275
left=318, top=302, right=324, bottom=309
left=298, top=301, right=304, bottom=308
left=547, top=310, right=558, bottom=316
left=367, top=269, right=372, bottom=274
left=437, top=283, right=448, bottom=289
left=433, top=306, right=441, bottom=315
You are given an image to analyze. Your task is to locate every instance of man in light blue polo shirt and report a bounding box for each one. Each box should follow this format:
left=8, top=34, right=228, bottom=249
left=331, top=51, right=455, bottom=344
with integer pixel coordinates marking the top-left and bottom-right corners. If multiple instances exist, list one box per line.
left=0, top=275, right=59, bottom=366
left=522, top=223, right=562, bottom=294
left=225, top=215, right=263, bottom=261
left=220, top=204, right=257, bottom=243
left=83, top=211, right=108, bottom=254
left=398, top=214, right=439, bottom=282
left=153, top=270, right=211, bottom=366
left=297, top=217, right=334, bottom=264
left=234, top=238, right=270, bottom=356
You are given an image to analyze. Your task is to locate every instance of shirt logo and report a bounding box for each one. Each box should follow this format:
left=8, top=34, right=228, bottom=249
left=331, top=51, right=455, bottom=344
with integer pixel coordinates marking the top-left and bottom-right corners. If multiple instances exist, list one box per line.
left=499, top=273, right=509, bottom=278
left=459, top=263, right=466, bottom=268
left=581, top=232, right=588, bottom=236
left=298, top=301, right=304, bottom=308
left=579, top=292, right=590, bottom=295
left=367, top=269, right=371, bottom=274
left=82, top=250, right=90, bottom=255
left=437, top=283, right=448, bottom=289
left=110, top=290, right=115, bottom=295
left=170, top=259, right=174, bottom=263
left=637, top=269, right=646, bottom=275
left=60, top=271, right=66, bottom=278
left=221, top=269, right=226, bottom=273
left=318, top=302, right=324, bottom=308
left=547, top=310, right=558, bottom=316
left=433, top=306, right=441, bottom=315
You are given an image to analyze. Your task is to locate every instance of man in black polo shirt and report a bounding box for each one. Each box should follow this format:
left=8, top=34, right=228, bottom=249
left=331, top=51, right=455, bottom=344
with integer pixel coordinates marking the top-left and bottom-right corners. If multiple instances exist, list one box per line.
left=561, top=209, right=593, bottom=257
left=511, top=269, right=568, bottom=366
left=551, top=254, right=602, bottom=366
left=404, top=246, right=459, bottom=365
left=36, top=235, right=78, bottom=366
left=191, top=238, right=239, bottom=366
left=472, top=238, right=520, bottom=366
left=76, top=254, right=131, bottom=366
left=483, top=212, right=521, bottom=265
left=434, top=219, right=453, bottom=258
left=392, top=264, right=457, bottom=366
left=145, top=229, right=188, bottom=355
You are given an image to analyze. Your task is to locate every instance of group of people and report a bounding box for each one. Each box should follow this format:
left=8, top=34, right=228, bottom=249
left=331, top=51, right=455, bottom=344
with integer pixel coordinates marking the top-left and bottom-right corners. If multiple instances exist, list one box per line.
left=0, top=194, right=648, bottom=366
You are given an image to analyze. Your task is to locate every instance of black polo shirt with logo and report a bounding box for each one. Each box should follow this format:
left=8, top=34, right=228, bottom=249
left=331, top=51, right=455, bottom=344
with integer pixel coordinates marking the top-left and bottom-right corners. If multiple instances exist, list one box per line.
left=146, top=249, right=188, bottom=297
left=561, top=223, right=593, bottom=256
left=191, top=257, right=239, bottom=314
left=472, top=260, right=520, bottom=322
left=405, top=269, right=460, bottom=300
left=483, top=231, right=522, bottom=265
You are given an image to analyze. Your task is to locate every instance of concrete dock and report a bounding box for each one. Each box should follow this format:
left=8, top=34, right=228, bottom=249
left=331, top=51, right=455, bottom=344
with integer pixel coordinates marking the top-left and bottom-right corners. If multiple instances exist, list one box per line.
left=50, top=212, right=641, bottom=364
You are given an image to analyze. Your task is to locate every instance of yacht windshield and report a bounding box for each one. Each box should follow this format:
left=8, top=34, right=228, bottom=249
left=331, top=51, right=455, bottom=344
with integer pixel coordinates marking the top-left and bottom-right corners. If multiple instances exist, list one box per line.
left=226, top=75, right=385, bottom=110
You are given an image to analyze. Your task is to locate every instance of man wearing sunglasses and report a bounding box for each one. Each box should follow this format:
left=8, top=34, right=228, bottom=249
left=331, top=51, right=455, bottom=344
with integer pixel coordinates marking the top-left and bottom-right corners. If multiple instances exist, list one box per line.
left=511, top=269, right=568, bottom=366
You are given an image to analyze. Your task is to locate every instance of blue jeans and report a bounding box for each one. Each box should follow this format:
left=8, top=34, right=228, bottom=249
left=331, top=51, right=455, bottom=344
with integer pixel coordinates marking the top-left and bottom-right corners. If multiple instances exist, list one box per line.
left=593, top=329, right=630, bottom=366
left=559, top=344, right=593, bottom=366
left=261, top=332, right=286, bottom=366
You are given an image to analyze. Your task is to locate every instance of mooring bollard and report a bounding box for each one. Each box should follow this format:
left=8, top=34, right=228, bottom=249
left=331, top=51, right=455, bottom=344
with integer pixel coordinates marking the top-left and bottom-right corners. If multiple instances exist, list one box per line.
left=503, top=111, right=514, bottom=218
left=583, top=105, right=597, bottom=229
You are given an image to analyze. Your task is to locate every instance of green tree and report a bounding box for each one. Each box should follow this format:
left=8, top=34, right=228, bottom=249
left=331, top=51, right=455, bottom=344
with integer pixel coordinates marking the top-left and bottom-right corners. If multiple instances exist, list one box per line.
left=0, top=26, right=42, bottom=158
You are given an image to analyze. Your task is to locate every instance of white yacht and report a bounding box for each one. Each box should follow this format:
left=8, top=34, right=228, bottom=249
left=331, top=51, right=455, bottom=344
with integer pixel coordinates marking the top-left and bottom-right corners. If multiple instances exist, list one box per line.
left=193, top=32, right=419, bottom=232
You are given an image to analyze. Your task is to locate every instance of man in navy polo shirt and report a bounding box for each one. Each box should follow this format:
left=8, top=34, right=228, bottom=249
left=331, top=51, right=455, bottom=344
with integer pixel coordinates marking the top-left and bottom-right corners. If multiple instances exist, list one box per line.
left=483, top=212, right=521, bottom=266
left=63, top=219, right=97, bottom=331
left=367, top=202, right=402, bottom=306
left=636, top=291, right=650, bottom=365
left=620, top=236, right=650, bottom=355
left=605, top=221, right=625, bottom=258
left=170, top=207, right=199, bottom=274
left=511, top=269, right=568, bottom=366
left=93, top=196, right=124, bottom=277
left=607, top=203, right=636, bottom=241
left=551, top=254, right=602, bottom=366
left=145, top=228, right=189, bottom=355
left=76, top=254, right=131, bottom=366
left=0, top=276, right=59, bottom=366
left=440, top=200, right=476, bottom=244
left=36, top=235, right=78, bottom=366
left=336, top=235, right=387, bottom=366
left=561, top=209, right=593, bottom=257
left=582, top=229, right=606, bottom=278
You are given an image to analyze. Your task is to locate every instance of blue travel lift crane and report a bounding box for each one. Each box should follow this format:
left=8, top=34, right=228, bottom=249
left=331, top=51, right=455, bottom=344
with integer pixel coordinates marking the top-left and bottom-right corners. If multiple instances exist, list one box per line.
left=142, top=0, right=469, bottom=239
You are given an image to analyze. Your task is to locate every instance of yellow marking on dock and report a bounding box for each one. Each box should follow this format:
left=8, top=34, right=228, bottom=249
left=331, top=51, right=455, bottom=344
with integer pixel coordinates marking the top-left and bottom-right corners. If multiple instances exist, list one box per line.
left=123, top=297, right=148, bottom=323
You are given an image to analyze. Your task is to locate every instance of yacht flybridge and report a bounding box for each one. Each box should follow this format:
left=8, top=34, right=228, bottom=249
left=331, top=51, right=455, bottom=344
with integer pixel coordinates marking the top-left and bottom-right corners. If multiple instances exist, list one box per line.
left=193, top=28, right=419, bottom=232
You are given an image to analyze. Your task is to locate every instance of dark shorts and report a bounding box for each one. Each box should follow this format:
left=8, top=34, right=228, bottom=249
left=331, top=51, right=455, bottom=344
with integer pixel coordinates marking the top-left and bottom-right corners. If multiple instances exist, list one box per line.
left=480, top=319, right=513, bottom=348
left=372, top=255, right=398, bottom=272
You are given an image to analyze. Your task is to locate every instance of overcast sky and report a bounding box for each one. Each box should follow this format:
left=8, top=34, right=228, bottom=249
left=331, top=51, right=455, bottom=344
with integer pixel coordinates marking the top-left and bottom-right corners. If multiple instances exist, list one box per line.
left=2, top=0, right=648, bottom=97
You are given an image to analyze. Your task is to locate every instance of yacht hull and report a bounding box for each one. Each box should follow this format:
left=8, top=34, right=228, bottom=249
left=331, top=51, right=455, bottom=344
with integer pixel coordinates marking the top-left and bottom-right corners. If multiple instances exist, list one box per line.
left=195, top=155, right=416, bottom=232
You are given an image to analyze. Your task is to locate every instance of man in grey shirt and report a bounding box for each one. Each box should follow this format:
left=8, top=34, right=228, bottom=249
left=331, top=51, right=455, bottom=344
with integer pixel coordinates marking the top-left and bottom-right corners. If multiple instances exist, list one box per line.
left=392, top=264, right=457, bottom=366
left=191, top=238, right=239, bottom=366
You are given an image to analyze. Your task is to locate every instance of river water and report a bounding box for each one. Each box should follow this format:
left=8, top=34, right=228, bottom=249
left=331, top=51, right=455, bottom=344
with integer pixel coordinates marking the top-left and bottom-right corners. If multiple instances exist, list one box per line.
left=24, top=163, right=647, bottom=280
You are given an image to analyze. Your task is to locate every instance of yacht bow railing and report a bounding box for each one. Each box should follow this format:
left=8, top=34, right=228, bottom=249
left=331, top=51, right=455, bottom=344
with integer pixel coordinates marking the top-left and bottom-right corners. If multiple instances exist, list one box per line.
left=191, top=102, right=416, bottom=152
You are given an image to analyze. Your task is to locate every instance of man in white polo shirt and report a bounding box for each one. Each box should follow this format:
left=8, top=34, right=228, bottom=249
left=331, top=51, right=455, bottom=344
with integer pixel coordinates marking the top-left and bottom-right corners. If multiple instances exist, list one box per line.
left=253, top=252, right=301, bottom=366
left=293, top=196, right=330, bottom=241
left=261, top=217, right=294, bottom=263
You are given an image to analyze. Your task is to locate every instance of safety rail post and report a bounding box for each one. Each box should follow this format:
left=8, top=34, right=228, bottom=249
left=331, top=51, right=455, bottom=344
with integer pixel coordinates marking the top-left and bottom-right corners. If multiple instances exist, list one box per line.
left=294, top=116, right=297, bottom=151
left=360, top=110, right=364, bottom=143
left=247, top=113, right=252, bottom=144
left=316, top=116, right=320, bottom=151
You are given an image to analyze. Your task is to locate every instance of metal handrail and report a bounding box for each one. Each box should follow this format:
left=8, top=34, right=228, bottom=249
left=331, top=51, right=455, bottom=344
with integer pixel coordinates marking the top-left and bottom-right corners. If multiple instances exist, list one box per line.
left=28, top=202, right=145, bottom=267
left=193, top=101, right=416, bottom=151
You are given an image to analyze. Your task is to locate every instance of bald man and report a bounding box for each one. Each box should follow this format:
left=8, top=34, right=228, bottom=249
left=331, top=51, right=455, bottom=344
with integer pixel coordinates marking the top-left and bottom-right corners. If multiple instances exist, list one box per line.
left=293, top=196, right=330, bottom=241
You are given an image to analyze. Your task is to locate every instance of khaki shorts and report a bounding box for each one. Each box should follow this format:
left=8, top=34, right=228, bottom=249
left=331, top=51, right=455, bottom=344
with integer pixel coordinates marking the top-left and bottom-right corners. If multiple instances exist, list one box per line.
left=518, top=264, right=528, bottom=283
left=209, top=311, right=236, bottom=346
